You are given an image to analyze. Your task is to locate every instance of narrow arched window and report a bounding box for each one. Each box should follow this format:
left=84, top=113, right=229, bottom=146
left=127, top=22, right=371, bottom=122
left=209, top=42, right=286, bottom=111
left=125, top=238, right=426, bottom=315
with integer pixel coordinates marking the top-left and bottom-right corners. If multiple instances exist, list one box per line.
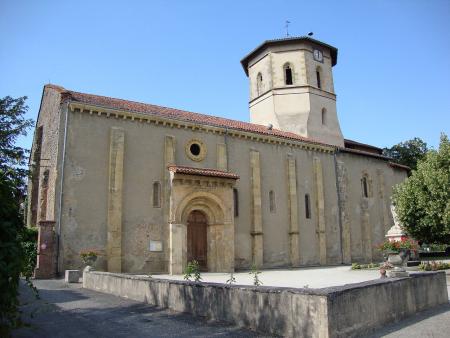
left=153, top=181, right=161, bottom=208
left=305, top=194, right=311, bottom=219
left=284, top=63, right=293, bottom=85
left=233, top=188, right=239, bottom=217
left=256, top=73, right=263, bottom=95
left=316, top=67, right=322, bottom=89
left=321, top=108, right=327, bottom=125
left=269, top=190, right=276, bottom=213
left=362, top=176, right=369, bottom=198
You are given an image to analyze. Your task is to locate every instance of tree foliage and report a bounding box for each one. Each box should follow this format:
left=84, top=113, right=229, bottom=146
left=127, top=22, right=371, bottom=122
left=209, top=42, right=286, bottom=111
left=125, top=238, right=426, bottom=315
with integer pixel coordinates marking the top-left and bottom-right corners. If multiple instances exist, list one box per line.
left=382, top=137, right=428, bottom=171
left=393, top=134, right=450, bottom=244
left=0, top=96, right=35, bottom=335
left=0, top=96, right=33, bottom=192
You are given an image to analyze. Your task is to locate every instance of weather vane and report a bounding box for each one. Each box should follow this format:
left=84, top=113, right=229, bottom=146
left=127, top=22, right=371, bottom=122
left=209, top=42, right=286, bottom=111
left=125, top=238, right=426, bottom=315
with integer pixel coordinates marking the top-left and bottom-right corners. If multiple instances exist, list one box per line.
left=285, top=20, right=291, bottom=37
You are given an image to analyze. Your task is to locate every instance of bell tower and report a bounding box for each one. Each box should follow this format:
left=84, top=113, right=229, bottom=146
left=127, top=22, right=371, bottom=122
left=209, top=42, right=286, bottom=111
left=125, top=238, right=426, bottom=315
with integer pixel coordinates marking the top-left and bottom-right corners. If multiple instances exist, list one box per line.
left=241, top=37, right=344, bottom=147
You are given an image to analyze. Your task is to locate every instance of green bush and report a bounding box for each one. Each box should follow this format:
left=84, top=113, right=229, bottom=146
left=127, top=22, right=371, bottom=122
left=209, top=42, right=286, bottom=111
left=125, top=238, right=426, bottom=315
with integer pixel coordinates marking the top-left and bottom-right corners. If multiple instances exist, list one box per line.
left=184, top=260, right=202, bottom=282
left=351, top=263, right=361, bottom=270
left=351, top=262, right=380, bottom=270
left=0, top=95, right=35, bottom=336
left=249, top=264, right=262, bottom=286
left=422, top=244, right=448, bottom=252
left=418, top=261, right=450, bottom=271
left=0, top=179, right=37, bottom=336
left=18, top=227, right=38, bottom=278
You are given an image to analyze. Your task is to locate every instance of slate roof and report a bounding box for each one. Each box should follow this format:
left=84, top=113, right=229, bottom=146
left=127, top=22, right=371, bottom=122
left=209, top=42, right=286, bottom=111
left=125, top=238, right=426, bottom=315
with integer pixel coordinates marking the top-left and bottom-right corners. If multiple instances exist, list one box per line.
left=168, top=165, right=239, bottom=179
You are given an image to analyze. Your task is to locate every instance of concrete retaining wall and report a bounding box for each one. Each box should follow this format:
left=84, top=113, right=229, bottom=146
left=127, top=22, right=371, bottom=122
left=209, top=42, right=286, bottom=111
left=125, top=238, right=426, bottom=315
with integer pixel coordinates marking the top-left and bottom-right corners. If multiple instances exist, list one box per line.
left=83, top=271, right=448, bottom=338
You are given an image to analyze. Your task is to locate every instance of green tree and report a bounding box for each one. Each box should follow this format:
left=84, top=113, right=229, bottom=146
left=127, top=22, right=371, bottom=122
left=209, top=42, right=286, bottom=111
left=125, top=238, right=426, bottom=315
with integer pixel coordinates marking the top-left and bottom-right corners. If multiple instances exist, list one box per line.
left=392, top=134, right=450, bottom=244
left=0, top=96, right=34, bottom=335
left=382, top=137, right=428, bottom=171
left=1, top=96, right=33, bottom=193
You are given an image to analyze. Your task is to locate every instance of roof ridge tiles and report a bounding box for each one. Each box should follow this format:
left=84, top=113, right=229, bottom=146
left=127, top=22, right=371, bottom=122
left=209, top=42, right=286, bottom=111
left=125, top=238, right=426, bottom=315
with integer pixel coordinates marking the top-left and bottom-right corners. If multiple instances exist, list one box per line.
left=168, top=165, right=240, bottom=179
left=168, top=164, right=231, bottom=172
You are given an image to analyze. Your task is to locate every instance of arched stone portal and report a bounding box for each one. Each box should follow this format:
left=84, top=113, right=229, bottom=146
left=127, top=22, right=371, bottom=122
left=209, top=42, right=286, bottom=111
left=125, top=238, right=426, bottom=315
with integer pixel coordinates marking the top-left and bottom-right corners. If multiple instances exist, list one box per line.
left=168, top=166, right=238, bottom=274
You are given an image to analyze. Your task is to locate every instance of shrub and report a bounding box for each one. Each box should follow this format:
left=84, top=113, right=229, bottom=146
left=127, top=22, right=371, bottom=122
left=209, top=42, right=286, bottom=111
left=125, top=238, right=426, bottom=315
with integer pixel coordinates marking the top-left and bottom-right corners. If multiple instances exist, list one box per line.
left=19, top=227, right=38, bottom=278
left=0, top=95, right=34, bottom=336
left=0, top=183, right=38, bottom=336
left=380, top=261, right=394, bottom=270
left=418, top=261, right=450, bottom=271
left=377, top=238, right=418, bottom=253
left=226, top=272, right=236, bottom=285
left=79, top=249, right=101, bottom=265
left=351, top=262, right=380, bottom=270
left=351, top=263, right=361, bottom=270
left=249, top=264, right=262, bottom=286
left=184, top=260, right=202, bottom=282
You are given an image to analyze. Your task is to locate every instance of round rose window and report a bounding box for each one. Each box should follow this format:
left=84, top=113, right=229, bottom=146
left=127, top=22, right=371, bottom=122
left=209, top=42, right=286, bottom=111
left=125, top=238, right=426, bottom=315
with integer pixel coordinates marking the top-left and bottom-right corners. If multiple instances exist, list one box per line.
left=185, top=139, right=206, bottom=161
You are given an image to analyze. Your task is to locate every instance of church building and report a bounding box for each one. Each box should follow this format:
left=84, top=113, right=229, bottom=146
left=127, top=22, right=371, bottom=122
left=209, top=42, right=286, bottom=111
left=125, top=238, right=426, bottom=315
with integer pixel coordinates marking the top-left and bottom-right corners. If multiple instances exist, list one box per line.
left=28, top=36, right=408, bottom=276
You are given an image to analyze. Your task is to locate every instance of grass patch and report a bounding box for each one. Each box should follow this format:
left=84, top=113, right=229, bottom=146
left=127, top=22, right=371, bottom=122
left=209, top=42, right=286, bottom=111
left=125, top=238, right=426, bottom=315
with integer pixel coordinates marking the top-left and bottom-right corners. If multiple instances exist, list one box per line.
left=351, top=262, right=381, bottom=270
left=418, top=261, right=450, bottom=271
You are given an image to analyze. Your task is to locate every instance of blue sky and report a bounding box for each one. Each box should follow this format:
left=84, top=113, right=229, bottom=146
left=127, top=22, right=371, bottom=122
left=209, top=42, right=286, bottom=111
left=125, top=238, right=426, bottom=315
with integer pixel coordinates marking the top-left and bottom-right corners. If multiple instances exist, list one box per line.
left=1, top=0, right=449, bottom=149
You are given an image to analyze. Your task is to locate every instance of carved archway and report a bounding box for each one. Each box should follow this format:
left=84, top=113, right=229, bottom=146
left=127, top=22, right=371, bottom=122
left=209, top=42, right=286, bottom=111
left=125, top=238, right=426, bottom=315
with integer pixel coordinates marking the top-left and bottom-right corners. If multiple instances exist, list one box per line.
left=168, top=168, right=238, bottom=275
left=177, top=191, right=226, bottom=226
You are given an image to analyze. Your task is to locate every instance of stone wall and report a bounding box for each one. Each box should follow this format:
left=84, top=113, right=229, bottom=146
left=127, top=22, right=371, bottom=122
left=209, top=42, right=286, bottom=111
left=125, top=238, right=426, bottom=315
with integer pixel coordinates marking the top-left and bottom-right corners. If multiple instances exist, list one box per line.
left=247, top=41, right=344, bottom=147
left=55, top=103, right=407, bottom=273
left=327, top=273, right=449, bottom=337
left=83, top=271, right=448, bottom=338
left=336, top=151, right=408, bottom=263
left=32, top=86, right=407, bottom=274
left=27, top=85, right=64, bottom=227
left=34, top=221, right=56, bottom=279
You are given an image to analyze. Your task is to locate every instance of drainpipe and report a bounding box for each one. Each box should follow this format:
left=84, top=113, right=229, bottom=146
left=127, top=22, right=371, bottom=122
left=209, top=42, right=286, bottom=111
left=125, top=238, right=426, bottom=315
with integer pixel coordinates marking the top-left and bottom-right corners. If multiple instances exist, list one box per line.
left=333, top=148, right=345, bottom=264
left=56, top=102, right=69, bottom=274
left=224, top=127, right=229, bottom=171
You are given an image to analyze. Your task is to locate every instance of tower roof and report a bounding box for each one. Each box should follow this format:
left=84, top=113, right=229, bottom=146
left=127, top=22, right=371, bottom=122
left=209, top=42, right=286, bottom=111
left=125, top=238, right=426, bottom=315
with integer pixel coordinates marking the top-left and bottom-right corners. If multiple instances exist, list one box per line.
left=240, top=36, right=338, bottom=76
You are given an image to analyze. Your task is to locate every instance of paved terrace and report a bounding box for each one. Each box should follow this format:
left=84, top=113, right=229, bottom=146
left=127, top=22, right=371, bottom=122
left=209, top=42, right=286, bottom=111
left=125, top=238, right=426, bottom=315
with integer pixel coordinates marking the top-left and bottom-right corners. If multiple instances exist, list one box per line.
left=145, top=265, right=383, bottom=288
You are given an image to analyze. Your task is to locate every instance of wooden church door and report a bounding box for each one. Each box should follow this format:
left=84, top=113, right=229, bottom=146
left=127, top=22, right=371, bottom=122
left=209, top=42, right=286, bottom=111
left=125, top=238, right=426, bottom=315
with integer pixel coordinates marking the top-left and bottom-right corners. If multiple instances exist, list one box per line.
left=187, top=210, right=208, bottom=270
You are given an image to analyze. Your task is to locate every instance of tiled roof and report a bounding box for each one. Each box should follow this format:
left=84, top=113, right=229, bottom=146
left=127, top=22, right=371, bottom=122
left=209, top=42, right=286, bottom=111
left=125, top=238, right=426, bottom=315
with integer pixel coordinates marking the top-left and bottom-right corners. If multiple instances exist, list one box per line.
left=389, top=162, right=411, bottom=171
left=168, top=165, right=239, bottom=179
left=339, top=147, right=392, bottom=160
left=344, top=139, right=383, bottom=155
left=45, top=84, right=408, bottom=172
left=47, top=85, right=331, bottom=148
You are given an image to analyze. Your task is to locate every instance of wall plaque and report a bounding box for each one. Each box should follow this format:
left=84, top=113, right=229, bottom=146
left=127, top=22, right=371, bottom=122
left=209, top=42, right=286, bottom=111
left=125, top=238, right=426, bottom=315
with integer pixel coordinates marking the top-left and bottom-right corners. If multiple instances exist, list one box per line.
left=149, top=240, right=163, bottom=252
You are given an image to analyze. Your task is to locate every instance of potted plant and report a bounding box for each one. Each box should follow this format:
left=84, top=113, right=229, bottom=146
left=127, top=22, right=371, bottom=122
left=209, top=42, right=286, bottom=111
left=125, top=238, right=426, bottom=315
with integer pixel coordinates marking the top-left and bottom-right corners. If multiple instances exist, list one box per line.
left=80, top=249, right=100, bottom=269
left=377, top=238, right=418, bottom=277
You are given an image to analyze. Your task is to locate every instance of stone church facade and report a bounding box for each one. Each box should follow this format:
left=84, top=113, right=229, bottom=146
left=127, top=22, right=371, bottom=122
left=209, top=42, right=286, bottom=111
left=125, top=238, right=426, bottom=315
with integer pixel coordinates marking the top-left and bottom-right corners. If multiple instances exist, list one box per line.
left=28, top=37, right=408, bottom=275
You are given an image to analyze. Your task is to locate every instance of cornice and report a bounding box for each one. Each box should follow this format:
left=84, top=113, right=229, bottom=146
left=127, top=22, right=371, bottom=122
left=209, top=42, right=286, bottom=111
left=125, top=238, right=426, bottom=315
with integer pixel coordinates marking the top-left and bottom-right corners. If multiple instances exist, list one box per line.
left=68, top=101, right=335, bottom=154
left=249, top=85, right=336, bottom=105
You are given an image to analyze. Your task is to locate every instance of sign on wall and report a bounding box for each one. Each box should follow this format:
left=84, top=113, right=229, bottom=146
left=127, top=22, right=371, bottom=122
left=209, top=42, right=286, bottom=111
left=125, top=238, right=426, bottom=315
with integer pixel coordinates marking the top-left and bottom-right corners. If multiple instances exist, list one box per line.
left=149, top=240, right=163, bottom=252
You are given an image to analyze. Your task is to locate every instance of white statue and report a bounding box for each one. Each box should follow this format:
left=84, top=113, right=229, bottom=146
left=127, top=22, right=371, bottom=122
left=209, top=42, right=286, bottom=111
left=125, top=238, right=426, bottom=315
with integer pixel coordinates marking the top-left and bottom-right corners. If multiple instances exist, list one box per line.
left=386, top=204, right=406, bottom=239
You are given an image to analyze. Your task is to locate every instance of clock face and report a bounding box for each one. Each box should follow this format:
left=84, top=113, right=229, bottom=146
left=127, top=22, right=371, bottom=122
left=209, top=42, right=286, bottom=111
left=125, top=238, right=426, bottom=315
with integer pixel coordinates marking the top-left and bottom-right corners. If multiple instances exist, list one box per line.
left=313, top=49, right=323, bottom=62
